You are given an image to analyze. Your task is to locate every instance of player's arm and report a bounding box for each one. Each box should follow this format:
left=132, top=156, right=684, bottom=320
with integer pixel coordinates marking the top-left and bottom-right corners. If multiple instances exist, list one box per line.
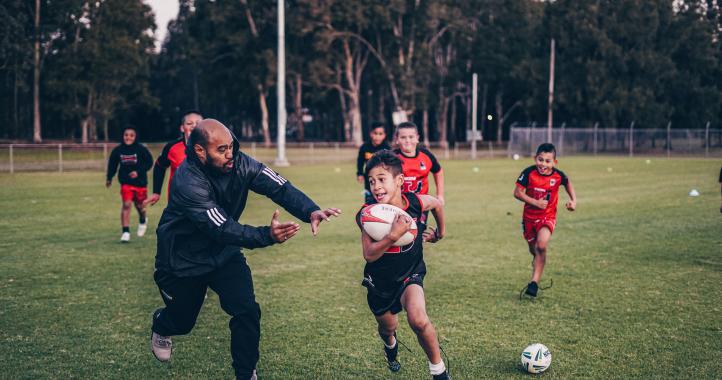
left=432, top=169, right=445, bottom=205
left=563, top=178, right=577, bottom=211
left=360, top=214, right=412, bottom=263
left=418, top=194, right=445, bottom=242
left=514, top=184, right=547, bottom=209
left=244, top=155, right=340, bottom=235
left=147, top=143, right=173, bottom=205
left=140, top=145, right=154, bottom=172
left=105, top=148, right=119, bottom=187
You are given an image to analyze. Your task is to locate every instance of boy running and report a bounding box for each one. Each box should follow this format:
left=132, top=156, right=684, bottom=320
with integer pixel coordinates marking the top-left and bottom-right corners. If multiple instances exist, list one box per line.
left=145, top=110, right=203, bottom=206
left=356, top=150, right=449, bottom=379
left=514, top=143, right=576, bottom=297
left=357, top=122, right=391, bottom=203
left=393, top=122, right=445, bottom=205
left=106, top=127, right=154, bottom=242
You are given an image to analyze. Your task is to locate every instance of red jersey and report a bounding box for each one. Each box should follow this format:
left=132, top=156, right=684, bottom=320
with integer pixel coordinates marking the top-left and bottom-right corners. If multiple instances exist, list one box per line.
left=394, top=147, right=441, bottom=195
left=515, top=165, right=568, bottom=221
left=152, top=137, right=187, bottom=196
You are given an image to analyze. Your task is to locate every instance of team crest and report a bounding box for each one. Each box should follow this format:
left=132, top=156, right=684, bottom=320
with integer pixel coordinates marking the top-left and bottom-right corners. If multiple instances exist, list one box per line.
left=550, top=179, right=556, bottom=186
left=420, top=161, right=426, bottom=170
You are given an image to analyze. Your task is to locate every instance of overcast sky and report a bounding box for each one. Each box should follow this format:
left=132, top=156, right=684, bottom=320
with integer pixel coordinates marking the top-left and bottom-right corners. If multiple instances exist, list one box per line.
left=145, top=0, right=179, bottom=50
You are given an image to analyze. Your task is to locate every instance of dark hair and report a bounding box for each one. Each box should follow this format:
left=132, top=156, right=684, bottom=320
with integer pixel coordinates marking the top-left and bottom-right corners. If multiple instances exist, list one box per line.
left=536, top=143, right=557, bottom=158
left=123, top=125, right=136, bottom=133
left=365, top=149, right=403, bottom=177
left=186, top=125, right=211, bottom=155
left=181, top=109, right=203, bottom=125
left=394, top=121, right=418, bottom=137
left=369, top=121, right=385, bottom=132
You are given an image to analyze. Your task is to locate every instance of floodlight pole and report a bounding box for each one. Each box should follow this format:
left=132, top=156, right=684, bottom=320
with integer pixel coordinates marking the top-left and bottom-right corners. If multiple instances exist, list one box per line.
left=274, top=0, right=289, bottom=166
left=547, top=38, right=555, bottom=143
left=471, top=73, right=478, bottom=160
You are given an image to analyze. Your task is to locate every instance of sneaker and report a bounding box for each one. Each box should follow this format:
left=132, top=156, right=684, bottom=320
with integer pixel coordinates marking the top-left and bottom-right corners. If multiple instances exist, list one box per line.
left=120, top=232, right=130, bottom=243
left=525, top=281, right=539, bottom=297
left=137, top=222, right=147, bottom=237
left=151, top=309, right=172, bottom=362
left=384, top=340, right=400, bottom=372
left=432, top=370, right=451, bottom=380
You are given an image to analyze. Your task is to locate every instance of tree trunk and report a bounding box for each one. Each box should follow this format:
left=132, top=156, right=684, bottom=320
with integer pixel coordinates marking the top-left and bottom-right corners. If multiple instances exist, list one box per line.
left=337, top=89, right=351, bottom=142
left=258, top=84, right=271, bottom=148
left=293, top=73, right=304, bottom=142
left=81, top=89, right=94, bottom=144
left=348, top=91, right=363, bottom=146
left=450, top=95, right=457, bottom=147
left=13, top=67, right=19, bottom=138
left=103, top=118, right=109, bottom=142
left=480, top=83, right=488, bottom=139
left=33, top=0, right=42, bottom=143
left=422, top=109, right=430, bottom=146
left=436, top=84, right=449, bottom=149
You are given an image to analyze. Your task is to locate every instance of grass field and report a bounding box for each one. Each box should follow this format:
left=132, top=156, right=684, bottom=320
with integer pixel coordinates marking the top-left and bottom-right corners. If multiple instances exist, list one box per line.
left=0, top=157, right=720, bottom=379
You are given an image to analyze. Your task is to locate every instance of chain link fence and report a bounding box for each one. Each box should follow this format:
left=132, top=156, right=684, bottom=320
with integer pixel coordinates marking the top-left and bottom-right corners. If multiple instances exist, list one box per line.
left=507, top=124, right=722, bottom=158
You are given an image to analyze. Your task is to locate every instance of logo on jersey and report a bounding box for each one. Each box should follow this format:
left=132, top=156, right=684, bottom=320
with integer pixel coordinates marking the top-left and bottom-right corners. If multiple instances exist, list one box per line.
left=550, top=179, right=556, bottom=186
left=518, top=174, right=525, bottom=182
left=420, top=161, right=426, bottom=170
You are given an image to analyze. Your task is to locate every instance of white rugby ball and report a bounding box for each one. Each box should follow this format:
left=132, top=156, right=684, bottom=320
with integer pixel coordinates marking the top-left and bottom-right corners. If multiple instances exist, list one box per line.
left=360, top=204, right=418, bottom=246
left=520, top=343, right=552, bottom=374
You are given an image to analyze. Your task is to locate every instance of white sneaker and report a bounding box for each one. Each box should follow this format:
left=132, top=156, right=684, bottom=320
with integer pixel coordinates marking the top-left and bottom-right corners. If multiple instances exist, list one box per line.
left=120, top=232, right=131, bottom=243
left=137, top=222, right=148, bottom=237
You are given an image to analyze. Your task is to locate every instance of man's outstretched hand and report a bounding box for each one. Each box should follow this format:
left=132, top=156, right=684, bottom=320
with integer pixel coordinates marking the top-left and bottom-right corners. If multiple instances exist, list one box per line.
left=310, top=208, right=342, bottom=236
left=270, top=209, right=301, bottom=243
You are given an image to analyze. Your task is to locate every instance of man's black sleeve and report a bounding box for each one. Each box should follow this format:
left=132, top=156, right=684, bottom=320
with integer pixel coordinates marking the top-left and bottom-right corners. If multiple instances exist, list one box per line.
left=175, top=173, right=276, bottom=249
left=152, top=142, right=173, bottom=194
left=356, top=144, right=366, bottom=176
left=106, top=147, right=119, bottom=182
left=244, top=155, right=321, bottom=222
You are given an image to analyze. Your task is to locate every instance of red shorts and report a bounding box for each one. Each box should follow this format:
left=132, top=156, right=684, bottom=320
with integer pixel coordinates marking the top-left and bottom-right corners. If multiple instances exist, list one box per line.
left=120, top=184, right=147, bottom=203
left=522, top=218, right=556, bottom=243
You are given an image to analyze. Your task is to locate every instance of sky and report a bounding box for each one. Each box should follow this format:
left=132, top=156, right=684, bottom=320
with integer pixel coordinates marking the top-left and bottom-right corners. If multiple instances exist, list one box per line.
left=145, top=0, right=179, bottom=51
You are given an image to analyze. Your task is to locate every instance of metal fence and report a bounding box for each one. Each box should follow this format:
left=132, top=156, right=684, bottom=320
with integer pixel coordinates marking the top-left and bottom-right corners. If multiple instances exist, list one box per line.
left=507, top=124, right=722, bottom=158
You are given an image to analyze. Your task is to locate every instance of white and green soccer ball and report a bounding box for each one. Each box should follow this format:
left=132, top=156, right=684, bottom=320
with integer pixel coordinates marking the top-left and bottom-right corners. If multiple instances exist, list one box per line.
left=521, top=343, right=552, bottom=374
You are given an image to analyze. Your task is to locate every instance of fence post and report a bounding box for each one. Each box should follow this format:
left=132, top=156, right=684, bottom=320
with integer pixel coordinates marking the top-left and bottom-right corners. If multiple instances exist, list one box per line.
left=628, top=121, right=635, bottom=157
left=309, top=142, right=314, bottom=163
left=593, top=122, right=598, bottom=156
left=666, top=122, right=671, bottom=158
left=251, top=142, right=256, bottom=157
left=334, top=142, right=340, bottom=156
left=488, top=141, right=494, bottom=157
left=9, top=145, right=14, bottom=174
left=705, top=121, right=710, bottom=158
left=58, top=144, right=63, bottom=173
left=103, top=143, right=108, bottom=162
left=559, top=122, right=566, bottom=156
left=444, top=144, right=449, bottom=160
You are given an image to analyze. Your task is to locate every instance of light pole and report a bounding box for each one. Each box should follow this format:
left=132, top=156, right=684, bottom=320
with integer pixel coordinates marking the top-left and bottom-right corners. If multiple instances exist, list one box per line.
left=275, top=0, right=289, bottom=166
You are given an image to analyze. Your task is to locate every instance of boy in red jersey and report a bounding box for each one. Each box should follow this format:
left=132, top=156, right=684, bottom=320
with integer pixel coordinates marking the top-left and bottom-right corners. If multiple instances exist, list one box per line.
left=145, top=110, right=203, bottom=207
left=393, top=122, right=445, bottom=205
left=514, top=143, right=576, bottom=297
left=356, top=150, right=449, bottom=379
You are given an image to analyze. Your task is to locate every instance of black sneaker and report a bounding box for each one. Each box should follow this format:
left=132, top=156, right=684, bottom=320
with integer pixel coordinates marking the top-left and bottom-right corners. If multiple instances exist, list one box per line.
left=384, top=342, right=400, bottom=372
left=432, top=370, right=451, bottom=380
left=525, top=281, right=539, bottom=297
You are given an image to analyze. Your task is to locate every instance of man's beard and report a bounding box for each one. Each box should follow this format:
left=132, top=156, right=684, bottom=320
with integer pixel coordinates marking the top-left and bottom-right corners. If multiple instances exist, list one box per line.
left=204, top=156, right=232, bottom=175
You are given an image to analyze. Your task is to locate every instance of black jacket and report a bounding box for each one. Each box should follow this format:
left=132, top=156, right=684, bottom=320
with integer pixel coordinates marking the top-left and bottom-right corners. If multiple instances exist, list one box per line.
left=106, top=142, right=153, bottom=187
left=155, top=136, right=321, bottom=277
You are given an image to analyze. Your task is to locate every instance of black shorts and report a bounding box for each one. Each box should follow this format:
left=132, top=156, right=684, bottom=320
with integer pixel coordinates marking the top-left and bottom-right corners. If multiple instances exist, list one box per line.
left=364, top=273, right=425, bottom=316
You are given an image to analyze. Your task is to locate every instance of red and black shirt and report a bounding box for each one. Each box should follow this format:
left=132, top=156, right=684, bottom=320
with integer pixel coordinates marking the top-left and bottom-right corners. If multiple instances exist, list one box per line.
left=356, top=193, right=426, bottom=288
left=152, top=136, right=187, bottom=196
left=515, top=165, right=568, bottom=221
left=394, top=147, right=441, bottom=195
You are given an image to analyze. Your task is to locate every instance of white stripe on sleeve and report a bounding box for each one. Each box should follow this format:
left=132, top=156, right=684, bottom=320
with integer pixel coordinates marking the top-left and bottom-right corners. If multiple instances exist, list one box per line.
left=210, top=207, right=227, bottom=223
left=206, top=209, right=222, bottom=226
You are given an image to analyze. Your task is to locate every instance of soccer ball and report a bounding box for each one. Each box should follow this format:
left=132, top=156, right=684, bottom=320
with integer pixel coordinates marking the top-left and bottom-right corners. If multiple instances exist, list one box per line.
left=520, top=343, right=551, bottom=374
left=360, top=203, right=417, bottom=246
left=513, top=153, right=520, bottom=160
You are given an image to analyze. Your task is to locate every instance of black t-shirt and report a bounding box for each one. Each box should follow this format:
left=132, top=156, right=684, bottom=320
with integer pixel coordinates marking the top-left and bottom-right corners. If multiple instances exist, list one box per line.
left=356, top=141, right=391, bottom=190
left=106, top=143, right=153, bottom=187
left=356, top=193, right=426, bottom=289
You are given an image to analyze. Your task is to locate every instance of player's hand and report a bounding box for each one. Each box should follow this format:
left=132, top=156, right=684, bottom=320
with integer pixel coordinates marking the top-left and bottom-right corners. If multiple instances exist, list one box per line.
left=388, top=213, right=412, bottom=242
left=566, top=200, right=576, bottom=211
left=536, top=199, right=549, bottom=209
left=270, top=209, right=300, bottom=243
left=310, top=208, right=342, bottom=236
left=143, top=193, right=161, bottom=207
left=422, top=227, right=443, bottom=243
left=129, top=171, right=138, bottom=179
left=357, top=175, right=365, bottom=185
left=105, top=180, right=111, bottom=188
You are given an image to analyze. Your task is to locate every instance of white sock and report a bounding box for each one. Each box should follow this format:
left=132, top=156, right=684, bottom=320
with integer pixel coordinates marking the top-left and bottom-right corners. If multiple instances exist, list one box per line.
left=383, top=336, right=397, bottom=349
left=429, top=360, right=446, bottom=375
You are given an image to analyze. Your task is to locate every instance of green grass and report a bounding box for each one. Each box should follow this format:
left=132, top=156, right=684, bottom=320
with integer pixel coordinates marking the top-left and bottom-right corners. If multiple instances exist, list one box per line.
left=0, top=157, right=720, bottom=379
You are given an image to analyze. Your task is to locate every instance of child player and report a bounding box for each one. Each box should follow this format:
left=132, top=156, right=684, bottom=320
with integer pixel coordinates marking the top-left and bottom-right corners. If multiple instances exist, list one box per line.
left=106, top=127, right=154, bottom=242
left=357, top=121, right=391, bottom=203
left=393, top=121, right=445, bottom=205
left=356, top=150, right=449, bottom=380
left=514, top=143, right=576, bottom=297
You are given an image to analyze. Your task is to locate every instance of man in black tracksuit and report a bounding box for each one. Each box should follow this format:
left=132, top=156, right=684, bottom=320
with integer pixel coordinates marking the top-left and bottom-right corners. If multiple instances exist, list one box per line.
left=150, top=119, right=340, bottom=379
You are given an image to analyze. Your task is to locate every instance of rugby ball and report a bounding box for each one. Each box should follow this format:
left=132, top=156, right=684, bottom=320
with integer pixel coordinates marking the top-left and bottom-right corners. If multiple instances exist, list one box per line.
left=360, top=204, right=417, bottom=246
left=520, top=343, right=552, bottom=374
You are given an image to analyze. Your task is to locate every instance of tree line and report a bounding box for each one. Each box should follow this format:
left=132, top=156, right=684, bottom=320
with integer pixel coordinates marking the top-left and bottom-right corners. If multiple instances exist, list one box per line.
left=1, top=0, right=720, bottom=145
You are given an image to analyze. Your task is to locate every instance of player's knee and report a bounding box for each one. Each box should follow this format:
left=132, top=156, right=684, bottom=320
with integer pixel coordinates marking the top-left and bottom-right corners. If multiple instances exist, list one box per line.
left=407, top=313, right=431, bottom=334
left=535, top=243, right=547, bottom=255
left=122, top=202, right=132, bottom=210
left=378, top=324, right=396, bottom=338
left=224, top=300, right=261, bottom=321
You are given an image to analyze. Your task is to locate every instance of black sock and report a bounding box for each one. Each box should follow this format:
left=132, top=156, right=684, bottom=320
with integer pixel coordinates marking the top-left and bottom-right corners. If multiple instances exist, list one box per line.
left=122, top=226, right=130, bottom=233
left=139, top=216, right=146, bottom=224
